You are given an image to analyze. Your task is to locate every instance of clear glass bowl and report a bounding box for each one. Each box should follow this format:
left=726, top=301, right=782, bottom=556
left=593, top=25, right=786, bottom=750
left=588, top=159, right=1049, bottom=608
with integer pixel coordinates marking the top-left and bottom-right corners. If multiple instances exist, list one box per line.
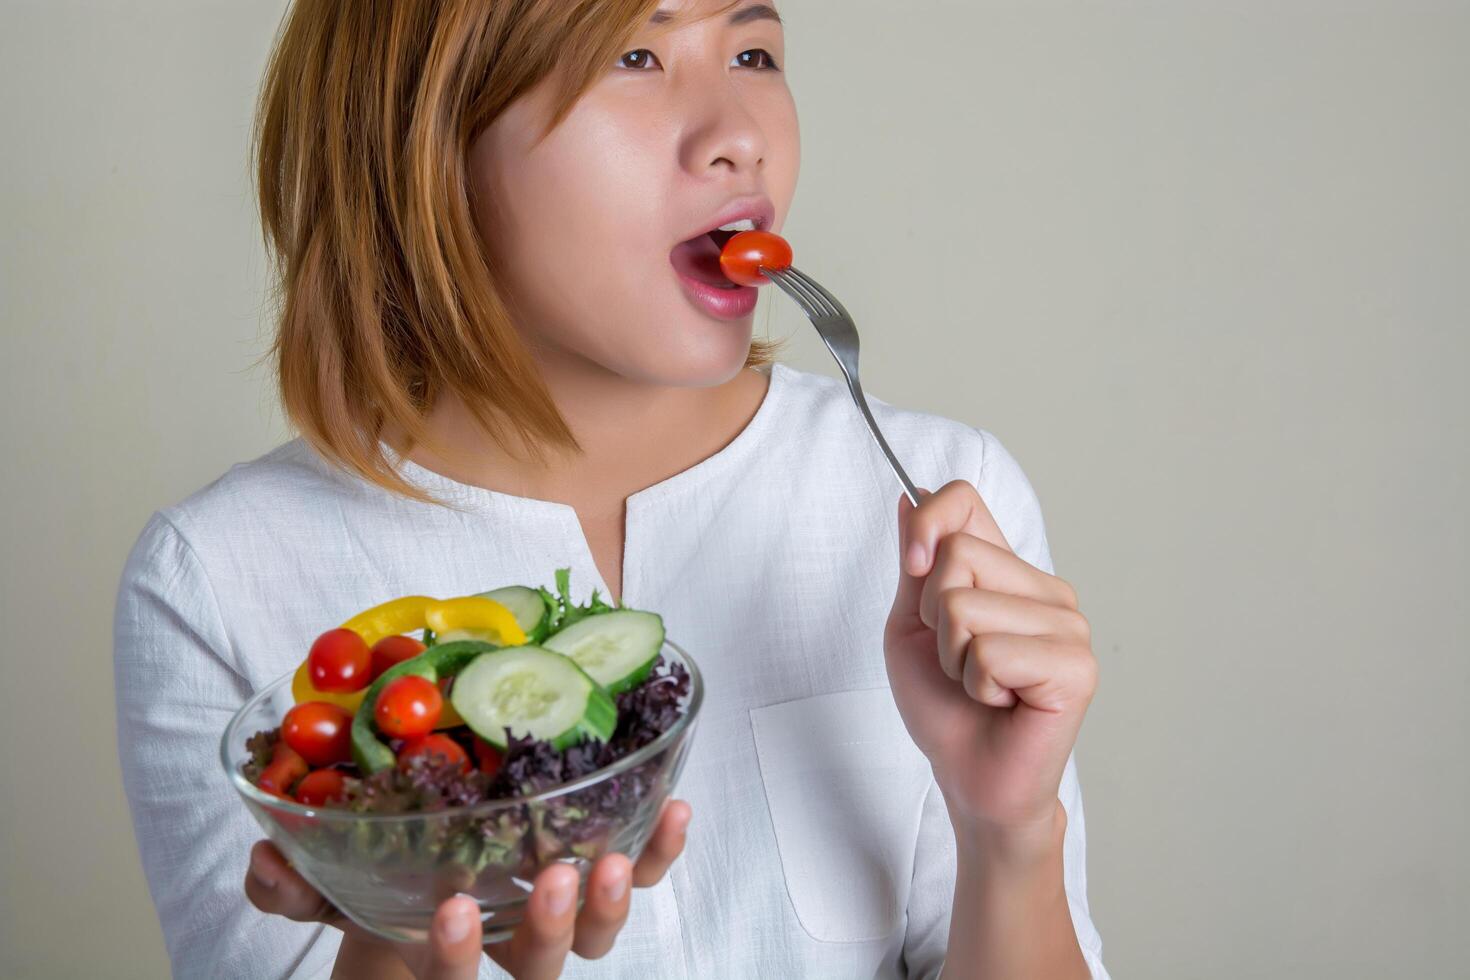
left=220, top=640, right=702, bottom=943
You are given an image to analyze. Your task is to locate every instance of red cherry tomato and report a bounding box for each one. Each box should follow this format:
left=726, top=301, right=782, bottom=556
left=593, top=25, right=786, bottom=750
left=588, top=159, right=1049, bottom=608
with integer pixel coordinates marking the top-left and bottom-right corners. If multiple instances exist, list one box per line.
left=375, top=675, right=442, bottom=738
left=308, top=628, right=373, bottom=693
left=282, top=702, right=354, bottom=767
left=257, top=742, right=309, bottom=797
left=398, top=734, right=471, bottom=773
left=256, top=766, right=294, bottom=800
left=370, top=634, right=427, bottom=680
left=294, top=769, right=349, bottom=806
left=473, top=736, right=504, bottom=776
left=718, top=230, right=793, bottom=287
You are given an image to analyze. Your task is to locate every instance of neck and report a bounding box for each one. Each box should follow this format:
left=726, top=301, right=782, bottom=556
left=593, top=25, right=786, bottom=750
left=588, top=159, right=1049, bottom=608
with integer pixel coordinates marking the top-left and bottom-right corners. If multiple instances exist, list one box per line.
left=401, top=355, right=770, bottom=510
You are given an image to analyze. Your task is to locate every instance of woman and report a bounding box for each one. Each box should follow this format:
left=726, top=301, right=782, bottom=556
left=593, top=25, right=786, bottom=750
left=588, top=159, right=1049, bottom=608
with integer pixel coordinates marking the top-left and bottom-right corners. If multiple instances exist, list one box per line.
left=114, top=1, right=1108, bottom=977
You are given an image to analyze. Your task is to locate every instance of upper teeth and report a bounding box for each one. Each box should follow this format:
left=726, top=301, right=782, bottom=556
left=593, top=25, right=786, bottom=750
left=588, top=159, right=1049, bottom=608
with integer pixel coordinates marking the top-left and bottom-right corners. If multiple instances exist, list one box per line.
left=717, top=218, right=758, bottom=232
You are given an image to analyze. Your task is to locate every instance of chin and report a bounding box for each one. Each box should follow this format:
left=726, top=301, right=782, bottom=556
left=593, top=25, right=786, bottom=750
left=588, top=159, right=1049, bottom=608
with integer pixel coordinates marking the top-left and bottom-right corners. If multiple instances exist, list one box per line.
left=606, top=320, right=757, bottom=390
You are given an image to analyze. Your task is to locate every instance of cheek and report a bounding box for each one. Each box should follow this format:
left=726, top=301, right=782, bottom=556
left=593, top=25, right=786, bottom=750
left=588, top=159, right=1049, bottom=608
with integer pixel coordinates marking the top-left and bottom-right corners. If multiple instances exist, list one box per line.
left=765, top=99, right=802, bottom=221
left=501, top=189, right=667, bottom=356
left=466, top=104, right=769, bottom=384
left=484, top=132, right=669, bottom=320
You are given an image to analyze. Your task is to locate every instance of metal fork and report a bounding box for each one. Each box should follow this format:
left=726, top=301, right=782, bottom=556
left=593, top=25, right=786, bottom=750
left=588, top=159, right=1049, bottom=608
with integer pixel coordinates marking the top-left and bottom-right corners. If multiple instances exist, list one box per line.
left=762, top=265, right=920, bottom=507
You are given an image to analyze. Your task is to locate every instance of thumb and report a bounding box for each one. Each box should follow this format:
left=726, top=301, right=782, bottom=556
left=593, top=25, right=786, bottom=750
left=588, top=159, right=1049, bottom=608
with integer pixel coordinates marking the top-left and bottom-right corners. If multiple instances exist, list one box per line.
left=888, top=490, right=929, bottom=627
left=423, top=895, right=485, bottom=980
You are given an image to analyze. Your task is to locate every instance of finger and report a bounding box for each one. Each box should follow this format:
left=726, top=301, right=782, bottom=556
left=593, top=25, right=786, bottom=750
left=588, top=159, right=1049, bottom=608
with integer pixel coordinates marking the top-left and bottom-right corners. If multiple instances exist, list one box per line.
left=244, top=840, right=337, bottom=925
left=891, top=482, right=1010, bottom=628
left=904, top=480, right=1011, bottom=576
left=499, top=863, right=579, bottom=980
left=962, top=633, right=1099, bottom=713
left=890, top=491, right=930, bottom=630
left=423, top=895, right=486, bottom=980
left=569, top=853, right=633, bottom=960
left=631, top=799, right=691, bottom=887
left=918, top=531, right=1078, bottom=629
left=934, top=589, right=1088, bottom=682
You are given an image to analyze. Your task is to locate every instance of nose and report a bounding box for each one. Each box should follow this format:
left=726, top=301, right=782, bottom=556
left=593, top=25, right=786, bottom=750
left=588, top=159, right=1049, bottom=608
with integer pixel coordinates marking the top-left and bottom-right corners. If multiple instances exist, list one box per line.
left=676, top=77, right=769, bottom=177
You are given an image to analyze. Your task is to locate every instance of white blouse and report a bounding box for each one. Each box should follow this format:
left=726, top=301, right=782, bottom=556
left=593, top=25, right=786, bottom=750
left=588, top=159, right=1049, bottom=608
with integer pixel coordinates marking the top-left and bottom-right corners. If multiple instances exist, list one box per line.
left=114, top=362, right=1108, bottom=979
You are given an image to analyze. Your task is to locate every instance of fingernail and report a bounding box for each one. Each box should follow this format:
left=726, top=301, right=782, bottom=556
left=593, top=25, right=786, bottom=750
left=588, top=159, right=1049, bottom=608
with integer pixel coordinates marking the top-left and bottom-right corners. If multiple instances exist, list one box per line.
left=603, top=873, right=628, bottom=903
left=547, top=882, right=574, bottom=916
left=439, top=900, right=474, bottom=944
left=906, top=541, right=927, bottom=575
left=251, top=858, right=277, bottom=890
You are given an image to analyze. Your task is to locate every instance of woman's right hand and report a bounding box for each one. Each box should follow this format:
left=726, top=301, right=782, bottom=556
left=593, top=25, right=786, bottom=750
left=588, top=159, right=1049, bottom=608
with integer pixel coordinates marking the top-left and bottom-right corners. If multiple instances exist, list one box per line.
left=245, top=799, right=692, bottom=979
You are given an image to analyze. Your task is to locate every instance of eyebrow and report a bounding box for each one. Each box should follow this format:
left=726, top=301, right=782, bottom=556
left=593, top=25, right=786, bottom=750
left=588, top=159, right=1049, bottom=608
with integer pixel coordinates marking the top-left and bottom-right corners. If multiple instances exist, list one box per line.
left=650, top=3, right=783, bottom=26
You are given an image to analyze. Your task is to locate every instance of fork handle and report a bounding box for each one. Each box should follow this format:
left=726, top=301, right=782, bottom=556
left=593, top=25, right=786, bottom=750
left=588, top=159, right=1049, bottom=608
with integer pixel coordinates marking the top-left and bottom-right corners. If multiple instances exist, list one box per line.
left=847, top=378, right=922, bottom=508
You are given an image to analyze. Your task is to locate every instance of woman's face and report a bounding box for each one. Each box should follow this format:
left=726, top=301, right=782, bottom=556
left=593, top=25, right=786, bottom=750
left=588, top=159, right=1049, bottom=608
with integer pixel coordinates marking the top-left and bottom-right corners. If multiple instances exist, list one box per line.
left=468, top=0, right=799, bottom=389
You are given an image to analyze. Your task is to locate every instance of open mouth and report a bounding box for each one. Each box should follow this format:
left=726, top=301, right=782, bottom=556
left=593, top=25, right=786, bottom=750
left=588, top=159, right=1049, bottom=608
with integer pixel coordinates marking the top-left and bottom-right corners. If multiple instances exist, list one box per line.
left=670, top=227, right=747, bottom=289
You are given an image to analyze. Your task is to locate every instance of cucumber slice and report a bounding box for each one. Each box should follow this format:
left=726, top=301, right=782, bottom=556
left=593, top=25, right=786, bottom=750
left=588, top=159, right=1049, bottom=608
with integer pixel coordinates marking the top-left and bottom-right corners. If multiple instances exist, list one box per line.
left=437, top=586, right=553, bottom=647
left=542, top=610, right=664, bottom=694
left=477, top=586, right=552, bottom=644
left=451, top=646, right=616, bottom=750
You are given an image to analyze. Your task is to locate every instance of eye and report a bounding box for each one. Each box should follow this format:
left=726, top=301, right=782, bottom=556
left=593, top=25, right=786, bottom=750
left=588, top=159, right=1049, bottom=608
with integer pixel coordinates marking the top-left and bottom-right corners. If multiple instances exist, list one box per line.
left=618, top=49, right=662, bottom=71
left=732, top=48, right=781, bottom=71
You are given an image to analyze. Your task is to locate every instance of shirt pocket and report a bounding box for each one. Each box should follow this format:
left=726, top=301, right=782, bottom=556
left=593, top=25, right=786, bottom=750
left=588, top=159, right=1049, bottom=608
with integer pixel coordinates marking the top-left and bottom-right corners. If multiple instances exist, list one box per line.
left=749, top=686, right=935, bottom=944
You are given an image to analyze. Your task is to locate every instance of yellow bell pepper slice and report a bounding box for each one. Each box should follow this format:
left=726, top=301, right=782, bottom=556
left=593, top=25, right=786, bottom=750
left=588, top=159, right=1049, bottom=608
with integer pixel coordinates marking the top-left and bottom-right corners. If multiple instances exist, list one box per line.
left=424, top=596, right=527, bottom=647
left=340, top=595, right=435, bottom=647
left=290, top=595, right=522, bottom=728
left=436, top=694, right=466, bottom=729
left=291, top=596, right=434, bottom=709
left=291, top=659, right=369, bottom=712
left=420, top=596, right=521, bottom=728
left=290, top=658, right=466, bottom=727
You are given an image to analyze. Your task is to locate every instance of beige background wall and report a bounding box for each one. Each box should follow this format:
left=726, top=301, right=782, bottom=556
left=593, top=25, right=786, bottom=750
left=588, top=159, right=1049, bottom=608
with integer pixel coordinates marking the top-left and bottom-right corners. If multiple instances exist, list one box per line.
left=3, top=1, right=1466, bottom=976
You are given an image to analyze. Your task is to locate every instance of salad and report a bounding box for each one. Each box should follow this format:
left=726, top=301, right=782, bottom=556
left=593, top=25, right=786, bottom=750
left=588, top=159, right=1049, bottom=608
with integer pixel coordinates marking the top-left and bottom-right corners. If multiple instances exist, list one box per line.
left=238, top=570, right=691, bottom=873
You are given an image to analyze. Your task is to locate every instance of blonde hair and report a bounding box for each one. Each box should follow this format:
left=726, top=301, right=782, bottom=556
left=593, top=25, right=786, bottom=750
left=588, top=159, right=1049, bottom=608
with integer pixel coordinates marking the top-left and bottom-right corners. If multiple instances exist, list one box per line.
left=254, top=0, right=775, bottom=500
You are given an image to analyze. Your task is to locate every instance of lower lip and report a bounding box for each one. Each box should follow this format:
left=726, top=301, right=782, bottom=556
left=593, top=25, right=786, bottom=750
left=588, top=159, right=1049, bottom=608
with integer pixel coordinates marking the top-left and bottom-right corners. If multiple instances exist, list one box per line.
left=673, top=267, right=760, bottom=320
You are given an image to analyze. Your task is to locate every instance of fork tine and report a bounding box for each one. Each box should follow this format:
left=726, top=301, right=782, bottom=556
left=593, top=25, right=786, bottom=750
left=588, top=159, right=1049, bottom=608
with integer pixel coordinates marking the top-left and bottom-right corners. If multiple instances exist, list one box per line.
left=776, top=267, right=834, bottom=316
left=767, top=266, right=834, bottom=317
left=785, top=266, right=850, bottom=321
left=762, top=269, right=821, bottom=318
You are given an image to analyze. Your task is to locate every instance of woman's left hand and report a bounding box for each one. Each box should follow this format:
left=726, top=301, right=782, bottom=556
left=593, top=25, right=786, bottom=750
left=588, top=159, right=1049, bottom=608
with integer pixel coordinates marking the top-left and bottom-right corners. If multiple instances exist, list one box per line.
left=247, top=799, right=692, bottom=979
left=884, top=481, right=1098, bottom=841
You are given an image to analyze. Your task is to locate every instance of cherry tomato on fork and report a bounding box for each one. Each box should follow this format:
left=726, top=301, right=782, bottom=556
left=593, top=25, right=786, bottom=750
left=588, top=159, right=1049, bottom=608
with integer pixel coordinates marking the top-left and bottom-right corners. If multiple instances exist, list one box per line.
left=307, top=628, right=373, bottom=692
left=375, top=675, right=443, bottom=738
left=718, top=230, right=793, bottom=287
left=281, top=702, right=354, bottom=767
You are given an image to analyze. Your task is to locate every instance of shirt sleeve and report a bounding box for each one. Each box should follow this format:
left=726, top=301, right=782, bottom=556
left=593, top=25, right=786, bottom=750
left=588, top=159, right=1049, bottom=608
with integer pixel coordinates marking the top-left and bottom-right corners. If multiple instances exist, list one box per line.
left=900, top=429, right=1109, bottom=979
left=114, top=513, right=340, bottom=979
